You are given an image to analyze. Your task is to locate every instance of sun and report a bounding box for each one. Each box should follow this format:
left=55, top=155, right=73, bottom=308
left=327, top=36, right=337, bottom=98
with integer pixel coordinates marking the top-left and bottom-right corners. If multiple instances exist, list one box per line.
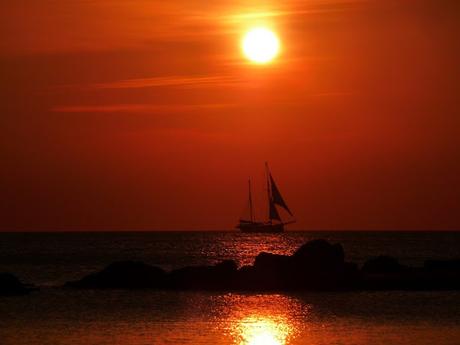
left=242, top=27, right=280, bottom=64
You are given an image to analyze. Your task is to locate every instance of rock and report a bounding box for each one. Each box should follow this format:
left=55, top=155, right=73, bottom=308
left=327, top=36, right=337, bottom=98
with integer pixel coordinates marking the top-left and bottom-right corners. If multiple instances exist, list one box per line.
left=254, top=252, right=291, bottom=272
left=246, top=241, right=356, bottom=291
left=0, top=273, right=36, bottom=296
left=65, top=261, right=166, bottom=289
left=341, top=262, right=361, bottom=287
left=236, top=265, right=259, bottom=289
left=247, top=252, right=292, bottom=290
left=61, top=239, right=460, bottom=292
left=286, top=240, right=355, bottom=290
left=214, top=260, right=238, bottom=273
left=362, top=256, right=407, bottom=274
left=238, top=253, right=289, bottom=290
left=292, top=239, right=345, bottom=272
left=424, top=259, right=460, bottom=271
left=168, top=260, right=238, bottom=290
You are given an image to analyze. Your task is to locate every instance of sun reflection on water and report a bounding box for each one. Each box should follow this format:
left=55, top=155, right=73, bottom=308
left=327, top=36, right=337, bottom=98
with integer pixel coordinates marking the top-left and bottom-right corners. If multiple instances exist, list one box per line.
left=223, top=294, right=301, bottom=345
left=235, top=315, right=293, bottom=345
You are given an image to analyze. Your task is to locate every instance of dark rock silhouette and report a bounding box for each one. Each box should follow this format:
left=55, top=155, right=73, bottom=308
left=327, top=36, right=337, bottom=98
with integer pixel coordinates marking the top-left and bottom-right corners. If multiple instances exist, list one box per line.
left=240, top=253, right=287, bottom=290
left=361, top=256, right=460, bottom=291
left=360, top=256, right=411, bottom=290
left=254, top=252, right=291, bottom=272
left=63, top=239, right=460, bottom=292
left=65, top=239, right=359, bottom=291
left=0, top=273, right=36, bottom=296
left=168, top=260, right=238, bottom=290
left=424, top=259, right=460, bottom=271
left=287, top=240, right=355, bottom=290
left=362, top=256, right=407, bottom=274
left=65, top=261, right=166, bottom=289
left=292, top=239, right=345, bottom=271
left=248, top=252, right=291, bottom=290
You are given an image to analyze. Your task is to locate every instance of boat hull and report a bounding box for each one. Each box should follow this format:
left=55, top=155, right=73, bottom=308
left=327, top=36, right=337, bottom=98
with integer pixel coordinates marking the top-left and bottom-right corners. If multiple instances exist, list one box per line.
left=236, top=222, right=284, bottom=233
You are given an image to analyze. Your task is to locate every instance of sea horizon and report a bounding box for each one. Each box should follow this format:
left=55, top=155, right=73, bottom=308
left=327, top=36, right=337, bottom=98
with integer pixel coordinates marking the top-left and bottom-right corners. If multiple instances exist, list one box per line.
left=2, top=229, right=460, bottom=233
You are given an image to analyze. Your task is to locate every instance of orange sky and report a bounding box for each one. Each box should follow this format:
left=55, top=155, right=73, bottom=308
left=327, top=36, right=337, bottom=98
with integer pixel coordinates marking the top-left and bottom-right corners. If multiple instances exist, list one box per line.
left=1, top=0, right=459, bottom=230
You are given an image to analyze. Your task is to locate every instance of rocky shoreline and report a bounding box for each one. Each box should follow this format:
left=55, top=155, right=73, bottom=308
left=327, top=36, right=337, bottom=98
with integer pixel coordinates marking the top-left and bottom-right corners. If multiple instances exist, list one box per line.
left=2, top=239, right=460, bottom=295
left=0, top=273, right=38, bottom=296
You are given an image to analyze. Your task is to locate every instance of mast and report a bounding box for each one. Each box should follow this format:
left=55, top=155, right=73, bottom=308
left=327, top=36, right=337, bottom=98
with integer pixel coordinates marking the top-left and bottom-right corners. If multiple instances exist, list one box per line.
left=248, top=178, right=254, bottom=222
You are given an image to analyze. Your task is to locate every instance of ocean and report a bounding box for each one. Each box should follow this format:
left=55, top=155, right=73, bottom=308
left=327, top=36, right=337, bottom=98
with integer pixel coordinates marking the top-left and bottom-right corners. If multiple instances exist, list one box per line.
left=1, top=231, right=460, bottom=345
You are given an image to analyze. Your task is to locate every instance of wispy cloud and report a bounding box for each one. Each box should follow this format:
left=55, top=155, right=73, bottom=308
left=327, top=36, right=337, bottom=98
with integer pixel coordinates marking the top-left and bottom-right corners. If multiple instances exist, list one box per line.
left=51, top=103, right=236, bottom=113
left=219, top=0, right=367, bottom=23
left=55, top=74, right=243, bottom=91
left=92, top=75, right=242, bottom=90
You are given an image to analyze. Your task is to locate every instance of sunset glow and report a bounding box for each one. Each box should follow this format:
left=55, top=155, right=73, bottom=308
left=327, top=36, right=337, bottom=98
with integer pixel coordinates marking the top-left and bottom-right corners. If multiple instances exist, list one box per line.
left=1, top=1, right=459, bottom=231
left=1, top=2, right=460, bottom=345
left=237, top=316, right=291, bottom=345
left=242, top=28, right=280, bottom=64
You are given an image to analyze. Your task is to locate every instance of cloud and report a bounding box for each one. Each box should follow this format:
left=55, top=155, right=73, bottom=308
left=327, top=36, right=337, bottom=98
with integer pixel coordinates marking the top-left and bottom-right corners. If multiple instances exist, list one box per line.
left=88, top=75, right=243, bottom=90
left=51, top=103, right=236, bottom=113
left=221, top=0, right=365, bottom=23
left=0, top=0, right=368, bottom=55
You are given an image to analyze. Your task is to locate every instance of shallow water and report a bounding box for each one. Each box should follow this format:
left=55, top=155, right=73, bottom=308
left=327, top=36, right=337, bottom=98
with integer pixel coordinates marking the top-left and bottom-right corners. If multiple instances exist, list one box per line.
left=1, top=231, right=459, bottom=344
left=1, top=289, right=460, bottom=345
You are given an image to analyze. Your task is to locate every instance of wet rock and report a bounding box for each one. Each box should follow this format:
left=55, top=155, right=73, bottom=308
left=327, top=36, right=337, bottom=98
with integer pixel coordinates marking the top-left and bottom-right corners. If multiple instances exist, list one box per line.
left=240, top=253, right=291, bottom=290
left=424, top=259, right=460, bottom=271
left=215, top=259, right=238, bottom=273
left=65, top=261, right=166, bottom=289
left=168, top=260, right=238, bottom=290
left=248, top=241, right=356, bottom=291
left=62, top=239, right=460, bottom=292
left=361, top=256, right=428, bottom=290
left=341, top=262, right=361, bottom=288
left=292, top=239, right=345, bottom=272
left=0, top=273, right=36, bottom=296
left=278, top=240, right=350, bottom=290
left=362, top=256, right=407, bottom=274
left=254, top=252, right=291, bottom=273
left=235, top=265, right=260, bottom=289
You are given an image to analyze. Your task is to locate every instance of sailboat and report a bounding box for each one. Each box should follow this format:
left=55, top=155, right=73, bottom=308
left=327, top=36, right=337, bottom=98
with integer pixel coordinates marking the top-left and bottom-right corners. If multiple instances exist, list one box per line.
left=236, top=163, right=295, bottom=233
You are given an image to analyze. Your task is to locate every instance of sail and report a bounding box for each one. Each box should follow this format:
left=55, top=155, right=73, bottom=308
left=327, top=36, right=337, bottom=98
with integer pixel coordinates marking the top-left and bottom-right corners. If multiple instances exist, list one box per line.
left=238, top=163, right=295, bottom=231
left=269, top=173, right=294, bottom=216
left=269, top=198, right=281, bottom=221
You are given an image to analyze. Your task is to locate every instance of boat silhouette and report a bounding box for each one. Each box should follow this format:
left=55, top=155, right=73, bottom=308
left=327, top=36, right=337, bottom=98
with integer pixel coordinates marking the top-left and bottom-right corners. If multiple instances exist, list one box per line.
left=236, top=163, right=295, bottom=233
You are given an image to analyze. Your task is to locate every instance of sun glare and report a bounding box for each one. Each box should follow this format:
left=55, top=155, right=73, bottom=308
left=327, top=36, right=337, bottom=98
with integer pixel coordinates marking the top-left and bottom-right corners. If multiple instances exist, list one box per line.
left=236, top=316, right=291, bottom=345
left=242, top=27, right=280, bottom=64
